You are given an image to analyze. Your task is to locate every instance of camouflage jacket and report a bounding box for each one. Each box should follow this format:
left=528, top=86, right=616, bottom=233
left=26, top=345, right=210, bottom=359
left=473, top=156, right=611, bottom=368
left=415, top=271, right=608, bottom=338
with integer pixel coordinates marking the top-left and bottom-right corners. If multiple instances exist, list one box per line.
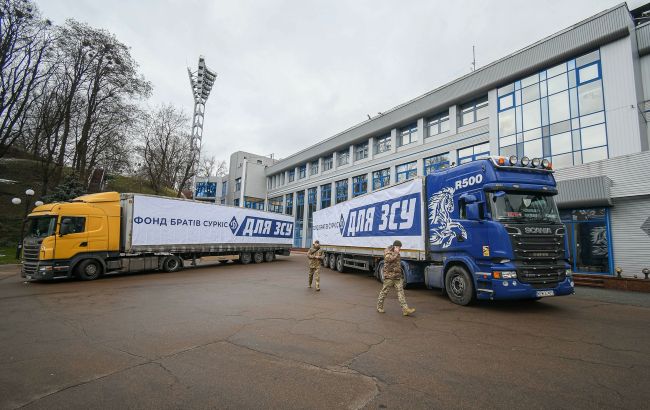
left=307, top=246, right=323, bottom=269
left=383, top=246, right=402, bottom=280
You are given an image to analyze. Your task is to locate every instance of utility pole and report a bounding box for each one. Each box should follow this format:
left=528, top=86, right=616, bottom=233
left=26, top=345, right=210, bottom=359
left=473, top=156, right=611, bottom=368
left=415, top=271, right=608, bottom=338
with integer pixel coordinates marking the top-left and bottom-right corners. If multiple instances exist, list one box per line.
left=187, top=56, right=217, bottom=197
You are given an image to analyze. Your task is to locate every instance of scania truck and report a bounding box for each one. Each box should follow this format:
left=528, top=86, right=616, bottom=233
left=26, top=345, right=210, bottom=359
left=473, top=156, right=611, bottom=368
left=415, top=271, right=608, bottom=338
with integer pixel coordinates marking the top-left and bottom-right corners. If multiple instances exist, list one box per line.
left=21, top=192, right=294, bottom=281
left=313, top=156, right=574, bottom=305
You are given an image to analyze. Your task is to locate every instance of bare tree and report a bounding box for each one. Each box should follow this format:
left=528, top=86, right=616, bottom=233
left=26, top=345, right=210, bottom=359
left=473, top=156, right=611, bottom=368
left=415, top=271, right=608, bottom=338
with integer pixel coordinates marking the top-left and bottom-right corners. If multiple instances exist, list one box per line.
left=0, top=0, right=52, bottom=158
left=198, top=155, right=227, bottom=178
left=137, top=104, right=194, bottom=195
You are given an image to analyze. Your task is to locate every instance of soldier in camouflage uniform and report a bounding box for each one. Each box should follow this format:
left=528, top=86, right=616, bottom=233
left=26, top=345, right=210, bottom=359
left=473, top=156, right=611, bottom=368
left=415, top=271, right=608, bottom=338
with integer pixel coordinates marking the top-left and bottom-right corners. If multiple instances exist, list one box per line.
left=377, top=240, right=416, bottom=316
left=307, top=240, right=324, bottom=291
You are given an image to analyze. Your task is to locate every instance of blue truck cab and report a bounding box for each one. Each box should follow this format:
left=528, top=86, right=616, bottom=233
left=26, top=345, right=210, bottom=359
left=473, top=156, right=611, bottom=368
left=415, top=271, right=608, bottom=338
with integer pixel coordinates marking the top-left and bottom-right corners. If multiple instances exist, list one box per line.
left=423, top=156, right=574, bottom=305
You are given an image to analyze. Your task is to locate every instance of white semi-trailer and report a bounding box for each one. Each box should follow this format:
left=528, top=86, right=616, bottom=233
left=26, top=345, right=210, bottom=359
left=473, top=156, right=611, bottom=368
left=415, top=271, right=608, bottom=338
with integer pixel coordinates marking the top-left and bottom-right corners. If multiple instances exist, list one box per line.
left=21, top=192, right=294, bottom=281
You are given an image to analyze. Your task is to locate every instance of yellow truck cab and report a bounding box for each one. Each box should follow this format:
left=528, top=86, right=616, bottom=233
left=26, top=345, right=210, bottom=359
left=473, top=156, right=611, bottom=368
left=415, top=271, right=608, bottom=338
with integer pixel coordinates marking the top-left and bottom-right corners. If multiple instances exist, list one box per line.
left=21, top=192, right=294, bottom=281
left=22, top=192, right=121, bottom=280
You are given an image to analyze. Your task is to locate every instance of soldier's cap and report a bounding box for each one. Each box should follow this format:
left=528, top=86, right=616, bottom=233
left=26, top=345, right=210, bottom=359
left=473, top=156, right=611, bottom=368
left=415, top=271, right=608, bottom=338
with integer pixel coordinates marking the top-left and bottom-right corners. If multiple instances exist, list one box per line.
left=392, top=240, right=402, bottom=247
left=314, top=240, right=320, bottom=244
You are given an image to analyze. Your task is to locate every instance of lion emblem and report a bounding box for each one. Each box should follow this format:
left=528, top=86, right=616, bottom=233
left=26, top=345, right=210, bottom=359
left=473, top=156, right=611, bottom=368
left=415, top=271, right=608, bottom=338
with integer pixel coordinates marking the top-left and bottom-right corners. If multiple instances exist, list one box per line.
left=428, top=187, right=467, bottom=248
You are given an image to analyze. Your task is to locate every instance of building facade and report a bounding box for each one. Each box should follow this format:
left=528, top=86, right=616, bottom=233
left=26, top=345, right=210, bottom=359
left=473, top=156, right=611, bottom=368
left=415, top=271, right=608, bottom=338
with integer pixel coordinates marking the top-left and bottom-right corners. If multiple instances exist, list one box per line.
left=216, top=3, right=650, bottom=278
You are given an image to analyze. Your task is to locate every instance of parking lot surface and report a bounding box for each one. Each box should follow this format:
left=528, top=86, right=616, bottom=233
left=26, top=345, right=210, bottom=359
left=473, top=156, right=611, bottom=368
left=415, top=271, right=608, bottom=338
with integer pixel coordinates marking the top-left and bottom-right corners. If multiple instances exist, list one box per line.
left=0, top=255, right=649, bottom=409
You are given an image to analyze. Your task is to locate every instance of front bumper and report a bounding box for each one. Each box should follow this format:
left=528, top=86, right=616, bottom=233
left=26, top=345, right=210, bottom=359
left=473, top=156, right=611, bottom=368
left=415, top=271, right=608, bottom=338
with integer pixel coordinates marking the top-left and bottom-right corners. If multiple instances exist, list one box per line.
left=21, top=261, right=71, bottom=281
left=476, top=276, right=575, bottom=300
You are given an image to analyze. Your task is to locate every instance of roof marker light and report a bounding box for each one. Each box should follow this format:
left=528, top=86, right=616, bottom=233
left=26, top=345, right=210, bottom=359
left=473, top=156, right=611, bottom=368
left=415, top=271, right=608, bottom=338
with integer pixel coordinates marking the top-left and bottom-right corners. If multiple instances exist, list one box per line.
left=541, top=158, right=551, bottom=169
left=531, top=158, right=541, bottom=167
left=521, top=156, right=530, bottom=166
left=508, top=155, right=518, bottom=166
left=497, top=157, right=506, bottom=165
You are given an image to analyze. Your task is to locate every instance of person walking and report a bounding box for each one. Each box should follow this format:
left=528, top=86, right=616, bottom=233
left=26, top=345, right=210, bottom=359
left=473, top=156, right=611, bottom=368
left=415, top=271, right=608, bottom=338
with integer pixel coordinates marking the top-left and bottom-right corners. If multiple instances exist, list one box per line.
left=377, top=240, right=416, bottom=316
left=307, top=240, right=324, bottom=291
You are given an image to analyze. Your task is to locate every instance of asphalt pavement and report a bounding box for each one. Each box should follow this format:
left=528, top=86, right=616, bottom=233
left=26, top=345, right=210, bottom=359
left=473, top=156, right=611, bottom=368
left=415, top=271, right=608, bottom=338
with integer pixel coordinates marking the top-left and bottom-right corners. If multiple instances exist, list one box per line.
left=0, top=255, right=648, bottom=409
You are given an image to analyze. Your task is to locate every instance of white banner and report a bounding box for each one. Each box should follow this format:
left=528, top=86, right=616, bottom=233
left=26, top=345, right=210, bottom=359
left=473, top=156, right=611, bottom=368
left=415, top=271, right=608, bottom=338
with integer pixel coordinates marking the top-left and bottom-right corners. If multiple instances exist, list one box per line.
left=313, top=179, right=425, bottom=251
left=131, top=196, right=294, bottom=246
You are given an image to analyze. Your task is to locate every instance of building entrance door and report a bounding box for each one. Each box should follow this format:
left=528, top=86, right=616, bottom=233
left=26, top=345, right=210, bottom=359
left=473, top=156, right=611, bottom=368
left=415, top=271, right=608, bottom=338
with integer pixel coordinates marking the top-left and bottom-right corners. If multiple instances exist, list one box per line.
left=561, top=208, right=613, bottom=275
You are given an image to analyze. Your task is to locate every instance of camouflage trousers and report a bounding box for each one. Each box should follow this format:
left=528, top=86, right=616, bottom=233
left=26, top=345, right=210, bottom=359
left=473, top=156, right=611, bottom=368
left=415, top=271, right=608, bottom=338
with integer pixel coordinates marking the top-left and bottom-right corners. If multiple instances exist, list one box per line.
left=308, top=267, right=320, bottom=289
left=377, top=278, right=408, bottom=311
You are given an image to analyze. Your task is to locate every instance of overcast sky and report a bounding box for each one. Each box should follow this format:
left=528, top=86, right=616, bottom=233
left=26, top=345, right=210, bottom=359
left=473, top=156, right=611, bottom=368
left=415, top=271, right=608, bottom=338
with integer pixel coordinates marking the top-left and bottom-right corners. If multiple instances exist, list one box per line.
left=39, top=0, right=625, bottom=163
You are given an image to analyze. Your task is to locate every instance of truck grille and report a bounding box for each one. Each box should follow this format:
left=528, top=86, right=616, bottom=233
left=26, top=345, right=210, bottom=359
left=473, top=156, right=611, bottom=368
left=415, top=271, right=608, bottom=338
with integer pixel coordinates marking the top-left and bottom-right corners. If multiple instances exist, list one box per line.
left=21, top=239, right=41, bottom=275
left=505, top=224, right=567, bottom=288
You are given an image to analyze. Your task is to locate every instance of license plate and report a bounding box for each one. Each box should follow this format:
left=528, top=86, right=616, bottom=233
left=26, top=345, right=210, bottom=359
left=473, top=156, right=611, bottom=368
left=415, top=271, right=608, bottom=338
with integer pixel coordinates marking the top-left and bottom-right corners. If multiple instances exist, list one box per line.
left=536, top=290, right=555, bottom=297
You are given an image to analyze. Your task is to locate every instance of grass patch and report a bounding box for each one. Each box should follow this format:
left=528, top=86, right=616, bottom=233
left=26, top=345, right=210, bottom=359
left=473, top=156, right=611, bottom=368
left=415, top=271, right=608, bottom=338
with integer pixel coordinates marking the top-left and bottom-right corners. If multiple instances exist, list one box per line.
left=0, top=246, right=20, bottom=265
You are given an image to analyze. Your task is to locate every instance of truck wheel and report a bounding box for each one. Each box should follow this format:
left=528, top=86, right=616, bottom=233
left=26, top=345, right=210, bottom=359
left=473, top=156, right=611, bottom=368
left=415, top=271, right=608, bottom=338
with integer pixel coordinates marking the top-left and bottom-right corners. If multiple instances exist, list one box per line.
left=162, top=255, right=182, bottom=272
left=240, top=253, right=252, bottom=264
left=321, top=253, right=328, bottom=266
left=264, top=252, right=275, bottom=262
left=336, top=255, right=345, bottom=273
left=445, top=266, right=475, bottom=306
left=253, top=252, right=264, bottom=263
left=375, top=261, right=385, bottom=283
left=328, top=254, right=336, bottom=270
left=77, top=259, right=102, bottom=281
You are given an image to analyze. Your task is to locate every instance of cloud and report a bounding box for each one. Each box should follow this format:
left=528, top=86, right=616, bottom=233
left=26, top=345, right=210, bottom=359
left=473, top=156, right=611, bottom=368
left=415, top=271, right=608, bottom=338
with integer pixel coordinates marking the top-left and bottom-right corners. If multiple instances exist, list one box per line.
left=38, top=0, right=619, bottom=162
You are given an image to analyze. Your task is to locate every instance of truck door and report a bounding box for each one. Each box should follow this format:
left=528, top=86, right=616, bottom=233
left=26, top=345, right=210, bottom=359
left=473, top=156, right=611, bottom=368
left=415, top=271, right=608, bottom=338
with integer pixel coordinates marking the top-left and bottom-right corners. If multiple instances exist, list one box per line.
left=86, top=216, right=108, bottom=252
left=55, top=216, right=88, bottom=260
left=457, top=194, right=491, bottom=264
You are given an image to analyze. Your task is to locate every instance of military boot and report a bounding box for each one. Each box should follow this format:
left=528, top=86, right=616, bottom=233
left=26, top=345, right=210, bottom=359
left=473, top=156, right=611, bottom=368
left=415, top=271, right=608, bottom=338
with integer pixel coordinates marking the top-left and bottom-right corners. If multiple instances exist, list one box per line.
left=376, top=307, right=385, bottom=313
left=402, top=307, right=416, bottom=316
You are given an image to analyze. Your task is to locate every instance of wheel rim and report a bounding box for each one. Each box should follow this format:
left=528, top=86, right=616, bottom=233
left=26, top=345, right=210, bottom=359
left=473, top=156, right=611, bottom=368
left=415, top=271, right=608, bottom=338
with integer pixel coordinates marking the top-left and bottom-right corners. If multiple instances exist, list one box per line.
left=85, top=264, right=97, bottom=275
left=167, top=259, right=178, bottom=270
left=450, top=274, right=465, bottom=297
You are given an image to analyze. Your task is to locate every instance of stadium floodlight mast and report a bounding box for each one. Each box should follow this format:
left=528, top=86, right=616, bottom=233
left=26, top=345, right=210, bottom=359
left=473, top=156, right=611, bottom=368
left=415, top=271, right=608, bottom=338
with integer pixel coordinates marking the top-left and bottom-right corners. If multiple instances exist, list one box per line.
left=187, top=55, right=217, bottom=197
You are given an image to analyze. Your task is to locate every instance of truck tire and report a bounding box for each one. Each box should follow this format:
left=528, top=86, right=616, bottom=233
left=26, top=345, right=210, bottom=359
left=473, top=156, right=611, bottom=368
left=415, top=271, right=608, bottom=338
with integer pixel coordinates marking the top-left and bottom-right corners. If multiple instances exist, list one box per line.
left=321, top=253, right=327, bottom=266
left=253, top=252, right=264, bottom=263
left=264, top=251, right=275, bottom=262
left=240, top=252, right=252, bottom=264
left=336, top=255, right=345, bottom=273
left=445, top=265, right=475, bottom=306
left=328, top=254, right=336, bottom=270
left=375, top=261, right=385, bottom=283
left=162, top=255, right=182, bottom=272
left=77, top=259, right=102, bottom=281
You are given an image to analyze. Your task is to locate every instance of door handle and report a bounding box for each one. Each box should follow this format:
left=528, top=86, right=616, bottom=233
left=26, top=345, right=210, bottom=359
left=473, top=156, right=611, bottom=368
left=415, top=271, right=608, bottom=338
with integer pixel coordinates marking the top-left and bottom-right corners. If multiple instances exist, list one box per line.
left=80, top=242, right=88, bottom=247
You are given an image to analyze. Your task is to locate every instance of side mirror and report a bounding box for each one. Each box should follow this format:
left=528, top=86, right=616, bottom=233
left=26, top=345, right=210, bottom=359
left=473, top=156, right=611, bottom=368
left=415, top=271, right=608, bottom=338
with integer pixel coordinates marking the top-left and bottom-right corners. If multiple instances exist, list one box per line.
left=466, top=203, right=481, bottom=221
left=459, top=193, right=478, bottom=204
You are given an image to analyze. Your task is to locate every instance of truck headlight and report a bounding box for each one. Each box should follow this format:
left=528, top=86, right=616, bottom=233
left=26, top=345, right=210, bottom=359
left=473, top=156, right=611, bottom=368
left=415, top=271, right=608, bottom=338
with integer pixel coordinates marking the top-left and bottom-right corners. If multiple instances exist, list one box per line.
left=565, top=269, right=572, bottom=277
left=493, top=271, right=517, bottom=279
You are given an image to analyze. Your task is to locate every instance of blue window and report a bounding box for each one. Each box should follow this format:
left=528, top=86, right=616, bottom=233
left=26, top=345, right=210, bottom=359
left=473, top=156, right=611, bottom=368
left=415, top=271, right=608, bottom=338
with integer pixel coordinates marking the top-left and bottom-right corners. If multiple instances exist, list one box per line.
left=298, top=164, right=306, bottom=179
left=288, top=169, right=295, bottom=182
left=337, top=149, right=350, bottom=166
left=560, top=208, right=613, bottom=275
left=269, top=196, right=283, bottom=213
left=398, top=123, right=418, bottom=146
left=396, top=161, right=417, bottom=183
left=458, top=142, right=490, bottom=164
left=423, top=153, right=450, bottom=175
left=235, top=178, right=241, bottom=191
left=195, top=182, right=216, bottom=198
left=306, top=188, right=317, bottom=245
left=374, top=134, right=392, bottom=154
left=577, top=62, right=600, bottom=85
left=244, top=198, right=264, bottom=210
left=335, top=179, right=348, bottom=203
left=310, top=160, right=319, bottom=175
left=294, top=191, right=305, bottom=247
left=222, top=181, right=227, bottom=196
left=355, top=142, right=369, bottom=161
left=460, top=96, right=488, bottom=126
left=234, top=198, right=240, bottom=207
left=426, top=112, right=449, bottom=137
left=372, top=168, right=390, bottom=190
left=352, top=174, right=368, bottom=197
left=285, top=193, right=293, bottom=215
left=320, top=184, right=331, bottom=209
left=322, top=155, right=333, bottom=171
left=498, top=93, right=514, bottom=112
left=497, top=49, right=607, bottom=169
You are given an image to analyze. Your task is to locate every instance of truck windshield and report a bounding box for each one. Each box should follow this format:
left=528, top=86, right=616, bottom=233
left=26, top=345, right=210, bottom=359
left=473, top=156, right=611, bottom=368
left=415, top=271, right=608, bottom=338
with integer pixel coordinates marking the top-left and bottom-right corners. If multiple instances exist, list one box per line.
left=489, top=192, right=560, bottom=224
left=26, top=216, right=57, bottom=238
